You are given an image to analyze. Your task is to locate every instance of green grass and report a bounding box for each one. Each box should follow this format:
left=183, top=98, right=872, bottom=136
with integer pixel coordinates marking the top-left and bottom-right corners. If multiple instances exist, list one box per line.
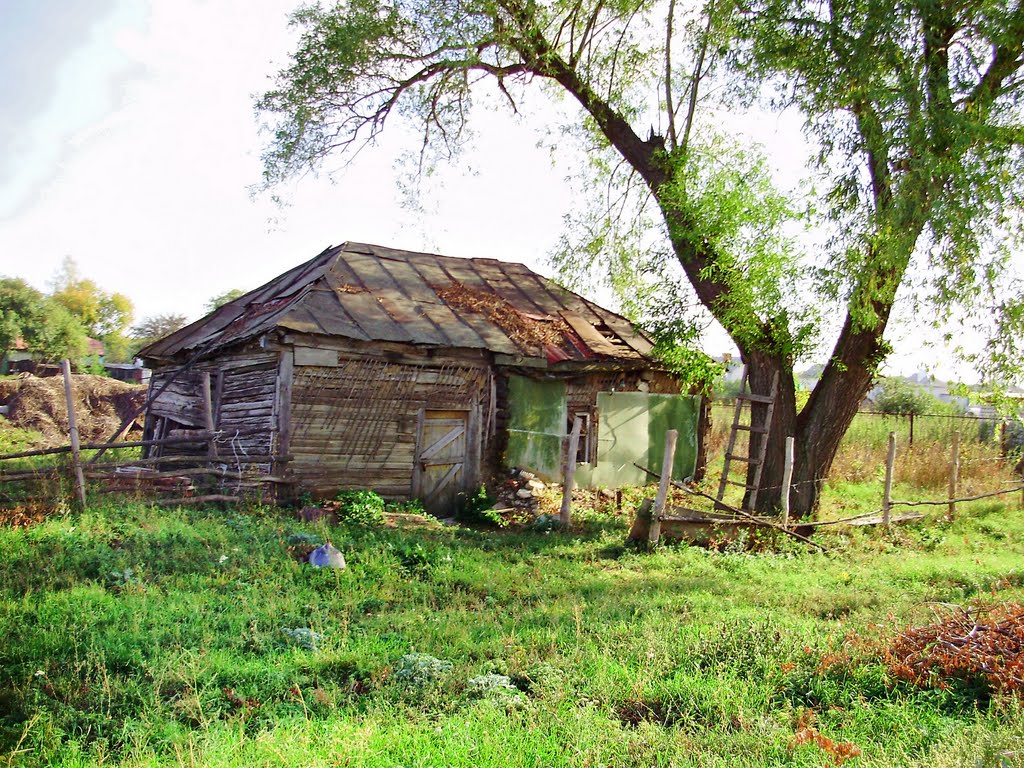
left=2, top=499, right=1024, bottom=766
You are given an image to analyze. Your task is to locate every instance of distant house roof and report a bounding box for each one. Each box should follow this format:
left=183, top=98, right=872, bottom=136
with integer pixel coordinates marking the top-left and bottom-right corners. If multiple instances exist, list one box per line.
left=140, top=242, right=654, bottom=366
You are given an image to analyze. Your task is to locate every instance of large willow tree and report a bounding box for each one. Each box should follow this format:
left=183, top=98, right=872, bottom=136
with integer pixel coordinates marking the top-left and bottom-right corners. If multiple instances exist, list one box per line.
left=258, top=0, right=1024, bottom=515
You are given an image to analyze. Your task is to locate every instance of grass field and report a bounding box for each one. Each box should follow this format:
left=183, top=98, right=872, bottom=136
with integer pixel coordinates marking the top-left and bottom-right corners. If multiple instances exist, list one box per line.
left=2, top=495, right=1023, bottom=767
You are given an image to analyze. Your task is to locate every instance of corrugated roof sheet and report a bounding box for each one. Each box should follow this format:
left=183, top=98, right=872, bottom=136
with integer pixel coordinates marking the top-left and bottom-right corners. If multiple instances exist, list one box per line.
left=140, top=242, right=653, bottom=364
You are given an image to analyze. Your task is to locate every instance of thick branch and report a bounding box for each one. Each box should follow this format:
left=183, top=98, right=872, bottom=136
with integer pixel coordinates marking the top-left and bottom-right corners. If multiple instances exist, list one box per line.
left=965, top=4, right=1024, bottom=116
left=664, top=0, right=677, bottom=149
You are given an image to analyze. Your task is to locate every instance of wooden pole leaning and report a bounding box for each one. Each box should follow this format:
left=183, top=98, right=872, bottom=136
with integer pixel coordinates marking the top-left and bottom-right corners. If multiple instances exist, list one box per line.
left=61, top=359, right=87, bottom=509
left=202, top=371, right=218, bottom=461
left=948, top=430, right=960, bottom=520
left=560, top=416, right=583, bottom=527
left=781, top=436, right=794, bottom=529
left=883, top=432, right=897, bottom=527
left=648, top=429, right=678, bottom=544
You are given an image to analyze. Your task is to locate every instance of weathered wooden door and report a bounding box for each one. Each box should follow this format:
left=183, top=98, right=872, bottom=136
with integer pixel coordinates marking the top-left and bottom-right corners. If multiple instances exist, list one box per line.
left=414, top=409, right=469, bottom=512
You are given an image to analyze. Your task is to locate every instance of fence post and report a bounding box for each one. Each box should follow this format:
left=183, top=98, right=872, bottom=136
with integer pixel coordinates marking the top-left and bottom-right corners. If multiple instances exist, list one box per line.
left=648, top=429, right=678, bottom=544
left=882, top=431, right=896, bottom=526
left=560, top=416, right=583, bottom=527
left=781, top=436, right=794, bottom=529
left=947, top=430, right=960, bottom=520
left=908, top=412, right=914, bottom=448
left=61, top=359, right=87, bottom=509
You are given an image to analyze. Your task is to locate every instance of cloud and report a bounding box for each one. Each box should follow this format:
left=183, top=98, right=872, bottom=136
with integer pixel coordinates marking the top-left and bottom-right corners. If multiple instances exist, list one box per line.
left=0, top=0, right=145, bottom=217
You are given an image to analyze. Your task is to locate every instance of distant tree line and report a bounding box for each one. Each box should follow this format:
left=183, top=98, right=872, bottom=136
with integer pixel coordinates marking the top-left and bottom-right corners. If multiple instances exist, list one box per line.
left=1, top=257, right=248, bottom=373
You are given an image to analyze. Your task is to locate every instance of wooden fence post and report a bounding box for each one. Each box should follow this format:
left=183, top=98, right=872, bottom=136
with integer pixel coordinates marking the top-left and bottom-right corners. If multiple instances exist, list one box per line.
left=61, top=359, right=87, bottom=509
left=781, top=436, right=794, bottom=529
left=648, top=430, right=678, bottom=544
left=882, top=431, right=896, bottom=526
left=948, top=430, right=960, bottom=520
left=560, top=416, right=583, bottom=527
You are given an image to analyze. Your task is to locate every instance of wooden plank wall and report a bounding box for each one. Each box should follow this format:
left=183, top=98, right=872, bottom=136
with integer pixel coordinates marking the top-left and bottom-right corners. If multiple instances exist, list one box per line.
left=144, top=349, right=279, bottom=472
left=217, top=358, right=277, bottom=470
left=289, top=354, right=488, bottom=498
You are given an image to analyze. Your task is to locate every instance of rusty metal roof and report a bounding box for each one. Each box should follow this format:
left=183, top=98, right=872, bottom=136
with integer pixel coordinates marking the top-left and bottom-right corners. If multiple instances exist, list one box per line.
left=140, top=242, right=654, bottom=364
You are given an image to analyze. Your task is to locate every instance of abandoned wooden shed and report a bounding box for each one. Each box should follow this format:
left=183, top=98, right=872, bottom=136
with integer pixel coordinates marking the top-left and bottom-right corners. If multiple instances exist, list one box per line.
left=138, top=242, right=705, bottom=510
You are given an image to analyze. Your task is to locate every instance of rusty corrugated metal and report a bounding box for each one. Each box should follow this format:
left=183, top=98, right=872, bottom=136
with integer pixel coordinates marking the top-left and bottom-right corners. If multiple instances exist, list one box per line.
left=139, top=242, right=652, bottom=364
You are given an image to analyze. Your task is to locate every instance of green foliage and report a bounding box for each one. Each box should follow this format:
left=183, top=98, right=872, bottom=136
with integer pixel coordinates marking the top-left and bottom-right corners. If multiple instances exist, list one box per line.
left=0, top=277, right=44, bottom=355
left=204, top=289, right=247, bottom=313
left=455, top=485, right=500, bottom=526
left=280, top=626, right=323, bottom=651
left=466, top=672, right=527, bottom=707
left=255, top=0, right=1024, bottom=502
left=651, top=340, right=723, bottom=396
left=874, top=378, right=945, bottom=417
left=734, top=0, right=1024, bottom=360
left=49, top=257, right=133, bottom=345
left=392, top=653, right=453, bottom=686
left=46, top=257, right=135, bottom=364
left=334, top=489, right=386, bottom=525
left=656, top=135, right=818, bottom=359
left=0, top=418, right=45, bottom=454
left=0, top=278, right=88, bottom=364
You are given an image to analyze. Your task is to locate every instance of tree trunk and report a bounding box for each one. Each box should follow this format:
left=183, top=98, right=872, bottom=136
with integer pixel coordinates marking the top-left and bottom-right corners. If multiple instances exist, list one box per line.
left=740, top=310, right=890, bottom=517
left=741, top=350, right=795, bottom=512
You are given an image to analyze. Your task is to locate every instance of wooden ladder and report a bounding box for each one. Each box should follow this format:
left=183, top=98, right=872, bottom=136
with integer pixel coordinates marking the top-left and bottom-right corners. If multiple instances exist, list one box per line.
left=716, top=366, right=779, bottom=513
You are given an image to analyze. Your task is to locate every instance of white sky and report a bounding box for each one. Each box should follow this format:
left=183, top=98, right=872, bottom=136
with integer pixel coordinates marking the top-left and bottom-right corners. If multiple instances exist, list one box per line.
left=0, top=0, right=1009, bottom=383
left=0, top=0, right=580, bottom=316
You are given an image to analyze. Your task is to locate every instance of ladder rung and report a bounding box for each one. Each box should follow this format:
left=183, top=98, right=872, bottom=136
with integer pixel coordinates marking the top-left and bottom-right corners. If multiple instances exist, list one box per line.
left=734, top=424, right=769, bottom=434
left=736, top=393, right=774, bottom=404
left=725, top=453, right=760, bottom=465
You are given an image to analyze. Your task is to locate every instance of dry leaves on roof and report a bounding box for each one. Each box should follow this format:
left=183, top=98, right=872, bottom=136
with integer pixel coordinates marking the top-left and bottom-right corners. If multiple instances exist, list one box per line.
left=435, top=282, right=570, bottom=353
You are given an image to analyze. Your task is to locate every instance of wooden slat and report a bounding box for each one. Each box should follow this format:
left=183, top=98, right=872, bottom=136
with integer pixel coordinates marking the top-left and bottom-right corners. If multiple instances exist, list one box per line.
left=561, top=311, right=633, bottom=357
left=424, top=462, right=462, bottom=500
left=736, top=393, right=774, bottom=404
left=419, top=424, right=466, bottom=460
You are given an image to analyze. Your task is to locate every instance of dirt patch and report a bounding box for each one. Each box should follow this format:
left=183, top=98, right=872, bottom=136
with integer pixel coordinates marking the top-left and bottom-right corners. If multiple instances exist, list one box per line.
left=0, top=374, right=146, bottom=448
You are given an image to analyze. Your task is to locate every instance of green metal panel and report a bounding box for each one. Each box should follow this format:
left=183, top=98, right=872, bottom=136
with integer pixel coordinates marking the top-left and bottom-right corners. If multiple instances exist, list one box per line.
left=648, top=393, right=700, bottom=481
left=505, top=375, right=567, bottom=479
left=591, top=392, right=700, bottom=487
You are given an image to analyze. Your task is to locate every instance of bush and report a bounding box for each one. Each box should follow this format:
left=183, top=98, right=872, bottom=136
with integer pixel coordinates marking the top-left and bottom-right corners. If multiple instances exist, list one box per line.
left=455, top=486, right=501, bottom=526
left=392, top=653, right=453, bottom=686
left=334, top=490, right=385, bottom=526
left=885, top=602, right=1024, bottom=705
left=875, top=377, right=944, bottom=416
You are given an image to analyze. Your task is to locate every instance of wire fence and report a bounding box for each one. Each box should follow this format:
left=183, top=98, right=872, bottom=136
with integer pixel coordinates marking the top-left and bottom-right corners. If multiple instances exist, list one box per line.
left=706, top=401, right=1022, bottom=510
left=708, top=403, right=1007, bottom=452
